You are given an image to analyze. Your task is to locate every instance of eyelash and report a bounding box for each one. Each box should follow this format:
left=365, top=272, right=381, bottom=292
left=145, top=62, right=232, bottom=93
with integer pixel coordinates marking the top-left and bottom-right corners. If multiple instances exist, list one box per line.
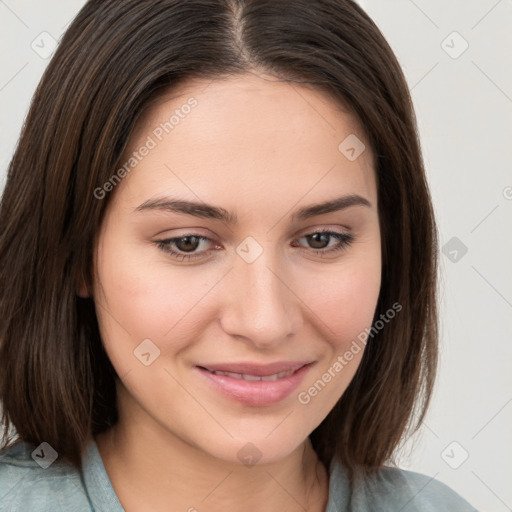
left=155, top=229, right=354, bottom=262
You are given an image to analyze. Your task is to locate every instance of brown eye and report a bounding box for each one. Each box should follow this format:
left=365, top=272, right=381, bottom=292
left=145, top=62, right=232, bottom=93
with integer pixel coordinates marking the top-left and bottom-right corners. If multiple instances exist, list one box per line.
left=305, top=232, right=332, bottom=249
left=174, top=236, right=201, bottom=252
left=294, top=230, right=354, bottom=255
left=155, top=234, right=214, bottom=261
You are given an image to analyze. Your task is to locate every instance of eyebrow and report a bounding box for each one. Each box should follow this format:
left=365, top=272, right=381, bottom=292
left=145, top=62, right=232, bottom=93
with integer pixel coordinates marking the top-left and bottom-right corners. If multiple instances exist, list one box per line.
left=134, top=194, right=372, bottom=224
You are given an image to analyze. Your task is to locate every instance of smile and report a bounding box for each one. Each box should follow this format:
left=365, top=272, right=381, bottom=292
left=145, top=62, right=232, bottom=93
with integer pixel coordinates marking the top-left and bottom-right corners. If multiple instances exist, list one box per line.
left=196, top=363, right=315, bottom=406
left=204, top=368, right=296, bottom=381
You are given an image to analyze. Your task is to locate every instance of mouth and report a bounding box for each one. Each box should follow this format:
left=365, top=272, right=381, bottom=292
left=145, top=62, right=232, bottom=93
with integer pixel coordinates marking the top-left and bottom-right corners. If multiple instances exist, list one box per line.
left=199, top=367, right=298, bottom=381
left=195, top=361, right=315, bottom=406
left=197, top=360, right=311, bottom=377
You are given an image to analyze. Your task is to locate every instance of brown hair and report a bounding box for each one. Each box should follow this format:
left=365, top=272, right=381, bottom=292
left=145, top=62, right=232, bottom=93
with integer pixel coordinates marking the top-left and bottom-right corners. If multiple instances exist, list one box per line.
left=0, top=0, right=438, bottom=481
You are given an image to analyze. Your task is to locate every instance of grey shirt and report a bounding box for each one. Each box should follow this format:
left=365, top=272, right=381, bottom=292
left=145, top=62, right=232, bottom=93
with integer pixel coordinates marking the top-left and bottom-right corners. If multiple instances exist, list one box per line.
left=0, top=438, right=478, bottom=511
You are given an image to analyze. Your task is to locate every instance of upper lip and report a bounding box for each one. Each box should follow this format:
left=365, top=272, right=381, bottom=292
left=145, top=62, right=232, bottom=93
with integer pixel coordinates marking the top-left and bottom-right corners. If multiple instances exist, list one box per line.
left=197, top=361, right=313, bottom=377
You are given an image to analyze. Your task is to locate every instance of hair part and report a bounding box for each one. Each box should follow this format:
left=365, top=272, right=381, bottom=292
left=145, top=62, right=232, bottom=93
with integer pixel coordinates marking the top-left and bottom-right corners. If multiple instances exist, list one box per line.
left=0, top=0, right=438, bottom=482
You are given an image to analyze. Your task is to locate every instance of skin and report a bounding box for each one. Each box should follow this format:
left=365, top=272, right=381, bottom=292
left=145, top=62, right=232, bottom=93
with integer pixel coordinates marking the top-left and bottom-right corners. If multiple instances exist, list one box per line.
left=88, top=71, right=382, bottom=512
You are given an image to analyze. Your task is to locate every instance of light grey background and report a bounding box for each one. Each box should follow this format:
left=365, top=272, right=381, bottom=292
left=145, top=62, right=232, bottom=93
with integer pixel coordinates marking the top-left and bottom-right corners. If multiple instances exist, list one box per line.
left=1, top=1, right=511, bottom=510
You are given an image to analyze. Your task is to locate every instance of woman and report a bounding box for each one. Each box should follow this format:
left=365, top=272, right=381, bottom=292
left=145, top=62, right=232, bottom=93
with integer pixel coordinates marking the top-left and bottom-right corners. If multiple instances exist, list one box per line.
left=0, top=0, right=478, bottom=510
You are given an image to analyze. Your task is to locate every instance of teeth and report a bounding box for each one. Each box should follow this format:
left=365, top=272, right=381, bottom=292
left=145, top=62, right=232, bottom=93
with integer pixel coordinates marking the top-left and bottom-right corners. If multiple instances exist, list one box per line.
left=242, top=373, right=262, bottom=381
left=208, top=369, right=296, bottom=380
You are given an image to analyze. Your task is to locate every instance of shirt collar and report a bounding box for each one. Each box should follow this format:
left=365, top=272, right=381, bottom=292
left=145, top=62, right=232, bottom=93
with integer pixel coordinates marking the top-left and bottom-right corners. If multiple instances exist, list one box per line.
left=82, top=437, right=125, bottom=512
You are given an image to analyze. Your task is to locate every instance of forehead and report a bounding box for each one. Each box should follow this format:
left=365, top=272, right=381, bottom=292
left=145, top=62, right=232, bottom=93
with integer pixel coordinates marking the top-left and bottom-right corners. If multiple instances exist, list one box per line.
left=114, top=73, right=376, bottom=215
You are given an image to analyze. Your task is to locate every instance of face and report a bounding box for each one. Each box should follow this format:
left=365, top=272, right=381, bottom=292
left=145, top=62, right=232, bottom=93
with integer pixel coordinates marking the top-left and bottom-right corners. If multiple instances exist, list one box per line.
left=89, top=72, right=381, bottom=466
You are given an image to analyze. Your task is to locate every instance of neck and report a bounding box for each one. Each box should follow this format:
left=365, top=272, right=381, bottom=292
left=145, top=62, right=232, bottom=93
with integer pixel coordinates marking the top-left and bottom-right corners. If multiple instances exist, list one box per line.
left=95, top=401, right=329, bottom=512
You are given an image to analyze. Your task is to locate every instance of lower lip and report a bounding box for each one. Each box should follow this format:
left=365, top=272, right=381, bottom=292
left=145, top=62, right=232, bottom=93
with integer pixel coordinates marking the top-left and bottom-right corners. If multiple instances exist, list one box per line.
left=196, top=363, right=314, bottom=407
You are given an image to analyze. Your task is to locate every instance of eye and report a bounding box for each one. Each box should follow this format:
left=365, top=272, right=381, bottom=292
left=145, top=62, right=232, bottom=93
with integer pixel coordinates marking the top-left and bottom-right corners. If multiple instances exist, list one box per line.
left=156, top=234, right=217, bottom=262
left=292, top=229, right=354, bottom=256
left=155, top=229, right=354, bottom=262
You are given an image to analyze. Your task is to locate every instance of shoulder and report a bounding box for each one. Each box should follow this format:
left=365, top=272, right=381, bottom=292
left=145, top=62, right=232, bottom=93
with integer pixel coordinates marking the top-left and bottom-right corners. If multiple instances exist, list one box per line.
left=327, top=459, right=478, bottom=511
left=352, top=465, right=479, bottom=511
left=0, top=441, right=92, bottom=512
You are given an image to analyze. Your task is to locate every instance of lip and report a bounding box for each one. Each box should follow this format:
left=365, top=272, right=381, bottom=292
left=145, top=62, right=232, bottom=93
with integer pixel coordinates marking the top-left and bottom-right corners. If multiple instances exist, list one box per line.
left=198, top=361, right=311, bottom=376
left=196, top=361, right=315, bottom=407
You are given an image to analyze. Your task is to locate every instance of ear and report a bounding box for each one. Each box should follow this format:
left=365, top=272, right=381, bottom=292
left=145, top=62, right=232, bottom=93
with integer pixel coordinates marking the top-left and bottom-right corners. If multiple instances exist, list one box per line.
left=76, top=272, right=90, bottom=298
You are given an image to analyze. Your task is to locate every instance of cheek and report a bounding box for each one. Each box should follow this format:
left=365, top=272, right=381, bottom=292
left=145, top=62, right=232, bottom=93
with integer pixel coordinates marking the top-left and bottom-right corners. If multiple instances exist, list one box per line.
left=294, top=261, right=381, bottom=413
left=304, top=253, right=382, bottom=344
left=332, top=273, right=379, bottom=336
left=94, top=235, right=221, bottom=365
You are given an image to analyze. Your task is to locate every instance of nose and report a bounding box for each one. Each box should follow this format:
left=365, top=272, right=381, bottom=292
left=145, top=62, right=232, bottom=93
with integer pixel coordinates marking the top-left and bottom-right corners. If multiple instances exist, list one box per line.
left=219, top=251, right=303, bottom=350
